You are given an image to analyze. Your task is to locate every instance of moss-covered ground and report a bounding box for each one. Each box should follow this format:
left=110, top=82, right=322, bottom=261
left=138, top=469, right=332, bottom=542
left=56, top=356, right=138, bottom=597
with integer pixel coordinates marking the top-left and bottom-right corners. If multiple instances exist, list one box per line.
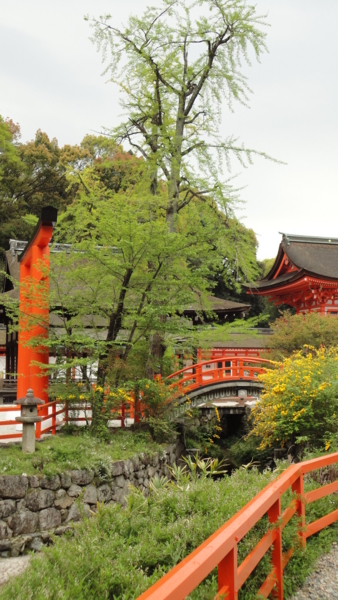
left=0, top=430, right=164, bottom=476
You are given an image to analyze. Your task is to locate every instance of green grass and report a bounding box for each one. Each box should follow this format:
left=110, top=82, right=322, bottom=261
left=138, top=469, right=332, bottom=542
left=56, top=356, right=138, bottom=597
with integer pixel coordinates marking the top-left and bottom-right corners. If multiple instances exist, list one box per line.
left=0, top=430, right=164, bottom=476
left=2, top=464, right=338, bottom=599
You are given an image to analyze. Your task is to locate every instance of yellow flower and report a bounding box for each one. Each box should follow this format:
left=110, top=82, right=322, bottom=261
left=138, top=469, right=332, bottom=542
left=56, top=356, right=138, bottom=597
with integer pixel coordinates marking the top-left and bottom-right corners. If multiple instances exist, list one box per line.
left=325, top=441, right=331, bottom=451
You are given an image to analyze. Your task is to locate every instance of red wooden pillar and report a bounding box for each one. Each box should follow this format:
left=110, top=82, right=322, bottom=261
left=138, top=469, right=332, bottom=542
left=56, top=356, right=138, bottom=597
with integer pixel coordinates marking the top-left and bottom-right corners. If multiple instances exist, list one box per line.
left=217, top=546, right=237, bottom=600
left=268, top=498, right=283, bottom=599
left=17, top=207, right=57, bottom=412
left=292, top=475, right=306, bottom=548
left=17, top=263, right=31, bottom=399
left=29, top=244, right=49, bottom=410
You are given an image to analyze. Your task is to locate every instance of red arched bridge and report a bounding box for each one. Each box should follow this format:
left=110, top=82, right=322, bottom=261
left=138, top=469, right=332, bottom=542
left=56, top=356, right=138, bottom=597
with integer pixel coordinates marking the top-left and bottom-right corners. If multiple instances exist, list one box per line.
left=0, top=356, right=273, bottom=440
left=166, top=356, right=273, bottom=417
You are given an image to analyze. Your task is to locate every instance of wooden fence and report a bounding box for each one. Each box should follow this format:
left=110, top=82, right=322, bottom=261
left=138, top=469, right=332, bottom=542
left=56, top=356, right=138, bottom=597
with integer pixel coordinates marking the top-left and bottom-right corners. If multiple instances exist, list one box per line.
left=138, top=452, right=338, bottom=600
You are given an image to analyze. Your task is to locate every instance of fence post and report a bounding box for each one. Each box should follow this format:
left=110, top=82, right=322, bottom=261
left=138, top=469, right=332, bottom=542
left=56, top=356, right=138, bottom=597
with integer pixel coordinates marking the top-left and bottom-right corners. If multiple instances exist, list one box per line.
left=217, top=546, right=237, bottom=600
left=52, top=402, right=56, bottom=435
left=268, top=498, right=283, bottom=600
left=65, top=400, right=69, bottom=426
left=292, top=474, right=306, bottom=548
left=121, top=402, right=125, bottom=428
left=36, top=406, right=41, bottom=440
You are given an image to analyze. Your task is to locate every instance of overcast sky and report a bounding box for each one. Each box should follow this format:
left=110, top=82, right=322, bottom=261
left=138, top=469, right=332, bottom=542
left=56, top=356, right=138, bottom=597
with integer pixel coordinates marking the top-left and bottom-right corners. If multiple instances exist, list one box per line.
left=1, top=1, right=338, bottom=260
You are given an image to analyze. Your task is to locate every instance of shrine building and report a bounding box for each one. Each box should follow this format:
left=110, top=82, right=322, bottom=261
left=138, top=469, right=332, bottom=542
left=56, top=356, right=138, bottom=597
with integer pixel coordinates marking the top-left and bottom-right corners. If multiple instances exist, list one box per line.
left=246, top=233, right=338, bottom=314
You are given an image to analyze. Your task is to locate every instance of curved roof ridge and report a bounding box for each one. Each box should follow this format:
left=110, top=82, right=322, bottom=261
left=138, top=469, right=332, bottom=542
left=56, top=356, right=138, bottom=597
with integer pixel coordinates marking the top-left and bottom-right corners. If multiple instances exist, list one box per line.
left=280, top=233, right=338, bottom=245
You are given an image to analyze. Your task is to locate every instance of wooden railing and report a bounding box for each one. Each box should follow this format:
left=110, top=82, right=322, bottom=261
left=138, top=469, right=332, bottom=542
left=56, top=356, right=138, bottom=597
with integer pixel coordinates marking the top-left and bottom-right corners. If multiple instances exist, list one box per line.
left=0, top=406, right=23, bottom=440
left=138, top=452, right=338, bottom=600
left=166, top=356, right=273, bottom=394
left=0, top=399, right=138, bottom=441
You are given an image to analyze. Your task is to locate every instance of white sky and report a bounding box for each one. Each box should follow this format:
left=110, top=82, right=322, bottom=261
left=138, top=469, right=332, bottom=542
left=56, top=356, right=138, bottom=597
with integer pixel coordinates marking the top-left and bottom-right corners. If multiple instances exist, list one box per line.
left=1, top=0, right=338, bottom=260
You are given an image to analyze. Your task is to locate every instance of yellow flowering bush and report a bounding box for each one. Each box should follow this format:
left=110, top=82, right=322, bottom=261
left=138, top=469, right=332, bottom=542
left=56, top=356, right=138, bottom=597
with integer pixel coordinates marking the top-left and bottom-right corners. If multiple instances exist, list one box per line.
left=249, top=346, right=338, bottom=451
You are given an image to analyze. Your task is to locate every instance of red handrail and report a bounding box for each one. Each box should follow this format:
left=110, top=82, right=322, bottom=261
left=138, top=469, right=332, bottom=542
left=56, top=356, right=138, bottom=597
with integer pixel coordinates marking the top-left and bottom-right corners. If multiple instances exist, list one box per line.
left=0, top=398, right=134, bottom=441
left=167, top=356, right=273, bottom=394
left=138, top=452, right=338, bottom=600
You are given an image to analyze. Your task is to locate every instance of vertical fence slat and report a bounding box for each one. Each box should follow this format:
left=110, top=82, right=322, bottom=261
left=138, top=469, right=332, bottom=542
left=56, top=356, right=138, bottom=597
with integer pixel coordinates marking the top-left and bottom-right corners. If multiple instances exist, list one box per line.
left=292, top=475, right=306, bottom=548
left=65, top=400, right=69, bottom=426
left=52, top=403, right=56, bottom=435
left=218, top=546, right=237, bottom=600
left=36, top=407, right=41, bottom=439
left=268, top=498, right=283, bottom=600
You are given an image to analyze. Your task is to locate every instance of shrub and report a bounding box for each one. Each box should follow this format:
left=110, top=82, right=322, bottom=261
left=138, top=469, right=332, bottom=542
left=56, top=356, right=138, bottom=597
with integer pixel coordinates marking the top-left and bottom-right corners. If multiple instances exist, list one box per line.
left=249, top=346, right=338, bottom=453
left=267, top=311, right=338, bottom=360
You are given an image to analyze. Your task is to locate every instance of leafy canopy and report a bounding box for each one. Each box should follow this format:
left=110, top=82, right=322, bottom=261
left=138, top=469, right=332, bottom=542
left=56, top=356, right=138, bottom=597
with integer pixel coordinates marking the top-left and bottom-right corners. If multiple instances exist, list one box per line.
left=88, top=0, right=272, bottom=229
left=267, top=311, right=338, bottom=360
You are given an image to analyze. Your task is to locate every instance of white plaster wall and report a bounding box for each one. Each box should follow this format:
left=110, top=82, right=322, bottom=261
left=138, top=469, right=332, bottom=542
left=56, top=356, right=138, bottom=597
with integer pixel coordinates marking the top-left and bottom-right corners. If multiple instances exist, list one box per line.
left=0, top=356, right=5, bottom=376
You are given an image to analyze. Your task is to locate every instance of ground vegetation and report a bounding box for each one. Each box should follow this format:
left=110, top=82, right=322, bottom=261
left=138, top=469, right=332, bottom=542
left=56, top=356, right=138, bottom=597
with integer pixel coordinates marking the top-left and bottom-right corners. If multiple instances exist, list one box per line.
left=1, top=456, right=338, bottom=599
left=0, top=429, right=162, bottom=476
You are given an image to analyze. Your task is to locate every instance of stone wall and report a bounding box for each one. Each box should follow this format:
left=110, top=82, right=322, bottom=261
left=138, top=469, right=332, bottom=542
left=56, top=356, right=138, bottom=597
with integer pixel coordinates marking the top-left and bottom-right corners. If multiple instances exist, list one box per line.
left=0, top=441, right=184, bottom=557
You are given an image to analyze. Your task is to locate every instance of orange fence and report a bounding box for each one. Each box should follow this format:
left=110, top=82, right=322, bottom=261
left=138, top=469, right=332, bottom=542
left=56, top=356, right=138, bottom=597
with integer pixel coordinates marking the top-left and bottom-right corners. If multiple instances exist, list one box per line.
left=166, top=356, right=272, bottom=394
left=138, top=452, right=338, bottom=600
left=0, top=398, right=139, bottom=441
left=0, top=406, right=23, bottom=440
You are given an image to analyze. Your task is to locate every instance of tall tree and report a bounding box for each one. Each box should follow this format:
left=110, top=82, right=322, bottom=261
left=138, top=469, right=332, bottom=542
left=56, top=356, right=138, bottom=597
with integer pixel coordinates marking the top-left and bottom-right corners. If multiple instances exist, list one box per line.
left=45, top=165, right=231, bottom=382
left=88, top=0, right=271, bottom=230
left=0, top=121, right=142, bottom=255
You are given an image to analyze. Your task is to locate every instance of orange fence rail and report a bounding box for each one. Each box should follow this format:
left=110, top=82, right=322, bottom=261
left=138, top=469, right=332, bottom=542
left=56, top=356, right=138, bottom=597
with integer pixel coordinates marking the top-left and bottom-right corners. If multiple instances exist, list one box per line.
left=166, top=356, right=273, bottom=394
left=0, top=398, right=138, bottom=441
left=138, top=452, right=338, bottom=600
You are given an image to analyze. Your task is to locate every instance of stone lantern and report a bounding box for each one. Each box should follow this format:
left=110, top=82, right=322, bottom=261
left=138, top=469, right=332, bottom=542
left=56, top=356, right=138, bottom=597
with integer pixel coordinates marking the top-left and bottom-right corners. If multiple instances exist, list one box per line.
left=15, top=389, right=44, bottom=453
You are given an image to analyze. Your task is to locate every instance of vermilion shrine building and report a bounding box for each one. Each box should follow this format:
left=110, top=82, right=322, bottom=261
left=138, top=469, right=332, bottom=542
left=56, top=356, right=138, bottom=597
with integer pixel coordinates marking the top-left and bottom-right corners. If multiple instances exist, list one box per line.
left=246, top=233, right=338, bottom=315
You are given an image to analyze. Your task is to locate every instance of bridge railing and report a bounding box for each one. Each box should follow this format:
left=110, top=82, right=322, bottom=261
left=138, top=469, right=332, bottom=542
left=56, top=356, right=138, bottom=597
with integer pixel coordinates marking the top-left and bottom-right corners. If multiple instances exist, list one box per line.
left=138, top=451, right=338, bottom=600
left=166, top=356, right=273, bottom=394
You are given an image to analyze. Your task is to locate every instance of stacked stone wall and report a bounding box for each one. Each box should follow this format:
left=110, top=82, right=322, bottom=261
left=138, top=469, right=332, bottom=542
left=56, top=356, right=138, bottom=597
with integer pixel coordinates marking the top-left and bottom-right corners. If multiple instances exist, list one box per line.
left=0, top=441, right=184, bottom=557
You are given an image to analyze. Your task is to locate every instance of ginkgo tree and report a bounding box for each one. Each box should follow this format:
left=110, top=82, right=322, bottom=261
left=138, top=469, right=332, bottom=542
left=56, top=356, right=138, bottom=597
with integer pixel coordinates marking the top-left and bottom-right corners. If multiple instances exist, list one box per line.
left=87, top=0, right=273, bottom=230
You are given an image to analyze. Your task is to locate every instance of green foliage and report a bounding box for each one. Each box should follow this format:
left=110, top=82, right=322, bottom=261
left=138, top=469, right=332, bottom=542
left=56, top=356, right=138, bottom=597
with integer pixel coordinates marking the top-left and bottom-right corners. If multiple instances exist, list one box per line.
left=0, top=119, right=140, bottom=255
left=260, top=257, right=275, bottom=277
left=88, top=0, right=275, bottom=231
left=2, top=460, right=338, bottom=599
left=249, top=347, right=338, bottom=453
left=268, top=311, right=338, bottom=360
left=0, top=430, right=163, bottom=476
left=10, top=164, right=256, bottom=388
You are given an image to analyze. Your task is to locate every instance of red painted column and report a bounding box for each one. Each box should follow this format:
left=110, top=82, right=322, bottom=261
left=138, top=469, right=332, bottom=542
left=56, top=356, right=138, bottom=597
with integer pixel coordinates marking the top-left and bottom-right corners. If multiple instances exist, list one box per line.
left=29, top=244, right=50, bottom=413
left=17, top=263, right=32, bottom=399
left=16, top=207, right=56, bottom=412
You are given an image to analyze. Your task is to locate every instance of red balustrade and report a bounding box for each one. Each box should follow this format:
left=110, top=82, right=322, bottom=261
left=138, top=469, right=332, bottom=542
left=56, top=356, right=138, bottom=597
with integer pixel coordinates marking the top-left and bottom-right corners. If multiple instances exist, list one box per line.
left=166, top=356, right=273, bottom=394
left=138, top=452, right=338, bottom=600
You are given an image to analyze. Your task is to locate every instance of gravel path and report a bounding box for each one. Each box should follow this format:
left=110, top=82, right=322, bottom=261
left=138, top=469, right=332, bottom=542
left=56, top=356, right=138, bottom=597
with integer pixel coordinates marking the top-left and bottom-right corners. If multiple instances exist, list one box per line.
left=0, top=556, right=31, bottom=587
left=291, top=542, right=338, bottom=599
